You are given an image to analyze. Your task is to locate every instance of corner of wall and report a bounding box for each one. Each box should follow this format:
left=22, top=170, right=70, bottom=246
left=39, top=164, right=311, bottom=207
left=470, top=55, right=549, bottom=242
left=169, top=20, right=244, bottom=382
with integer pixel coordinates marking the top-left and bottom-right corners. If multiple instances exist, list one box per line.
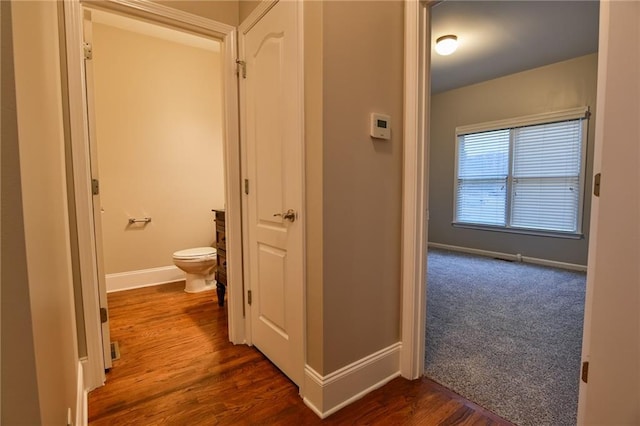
left=302, top=343, right=401, bottom=419
left=303, top=0, right=324, bottom=376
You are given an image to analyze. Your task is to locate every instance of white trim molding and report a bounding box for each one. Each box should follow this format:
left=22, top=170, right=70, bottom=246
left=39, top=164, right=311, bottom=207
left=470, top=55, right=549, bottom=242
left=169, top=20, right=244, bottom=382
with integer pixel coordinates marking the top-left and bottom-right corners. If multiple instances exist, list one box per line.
left=303, top=343, right=402, bottom=419
left=76, top=360, right=88, bottom=426
left=428, top=242, right=588, bottom=272
left=106, top=265, right=184, bottom=293
left=400, top=0, right=430, bottom=380
left=63, top=0, right=107, bottom=391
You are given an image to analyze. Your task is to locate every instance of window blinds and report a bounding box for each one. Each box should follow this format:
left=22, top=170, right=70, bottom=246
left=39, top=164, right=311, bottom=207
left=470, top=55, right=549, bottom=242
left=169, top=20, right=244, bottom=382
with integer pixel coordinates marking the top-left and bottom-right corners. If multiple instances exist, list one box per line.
left=456, top=129, right=509, bottom=226
left=511, top=120, right=582, bottom=232
left=455, top=116, right=585, bottom=234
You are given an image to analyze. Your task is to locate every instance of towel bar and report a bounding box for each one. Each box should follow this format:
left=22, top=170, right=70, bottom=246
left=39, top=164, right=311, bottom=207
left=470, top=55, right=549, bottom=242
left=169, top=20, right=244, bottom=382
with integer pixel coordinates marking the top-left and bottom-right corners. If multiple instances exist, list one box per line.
left=128, top=217, right=152, bottom=224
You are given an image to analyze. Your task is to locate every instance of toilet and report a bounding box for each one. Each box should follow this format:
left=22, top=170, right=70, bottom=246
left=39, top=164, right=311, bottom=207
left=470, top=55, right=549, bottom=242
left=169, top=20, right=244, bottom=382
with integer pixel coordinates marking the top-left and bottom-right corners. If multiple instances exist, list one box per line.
left=172, top=247, right=217, bottom=293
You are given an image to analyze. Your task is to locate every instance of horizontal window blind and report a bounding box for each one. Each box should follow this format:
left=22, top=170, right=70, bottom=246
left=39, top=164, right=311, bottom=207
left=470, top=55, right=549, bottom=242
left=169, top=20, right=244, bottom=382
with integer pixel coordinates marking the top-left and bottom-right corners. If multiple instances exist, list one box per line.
left=511, top=120, right=583, bottom=232
left=456, top=179, right=507, bottom=225
left=456, top=129, right=509, bottom=226
left=511, top=177, right=580, bottom=231
left=454, top=113, right=587, bottom=235
left=458, top=130, right=509, bottom=178
left=513, top=121, right=582, bottom=178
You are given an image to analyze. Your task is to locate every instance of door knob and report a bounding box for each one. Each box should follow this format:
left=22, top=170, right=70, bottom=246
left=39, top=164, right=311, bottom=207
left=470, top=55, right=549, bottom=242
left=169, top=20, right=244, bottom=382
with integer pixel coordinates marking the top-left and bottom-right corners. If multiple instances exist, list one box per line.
left=273, top=209, right=297, bottom=222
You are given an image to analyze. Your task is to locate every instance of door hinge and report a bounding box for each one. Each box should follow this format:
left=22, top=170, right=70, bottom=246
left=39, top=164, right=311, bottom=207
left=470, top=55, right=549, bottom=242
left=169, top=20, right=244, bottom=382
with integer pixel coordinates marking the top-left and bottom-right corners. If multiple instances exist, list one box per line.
left=92, top=178, right=100, bottom=195
left=100, top=307, right=108, bottom=323
left=236, top=59, right=246, bottom=79
left=593, top=173, right=601, bottom=197
left=244, top=179, right=249, bottom=195
left=247, top=290, right=252, bottom=305
left=581, top=361, right=589, bottom=383
left=83, top=42, right=93, bottom=60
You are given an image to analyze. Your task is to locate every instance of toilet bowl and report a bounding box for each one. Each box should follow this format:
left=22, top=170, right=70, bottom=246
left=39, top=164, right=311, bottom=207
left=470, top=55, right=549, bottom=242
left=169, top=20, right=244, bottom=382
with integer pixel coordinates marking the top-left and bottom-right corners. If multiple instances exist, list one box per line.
left=172, top=247, right=217, bottom=293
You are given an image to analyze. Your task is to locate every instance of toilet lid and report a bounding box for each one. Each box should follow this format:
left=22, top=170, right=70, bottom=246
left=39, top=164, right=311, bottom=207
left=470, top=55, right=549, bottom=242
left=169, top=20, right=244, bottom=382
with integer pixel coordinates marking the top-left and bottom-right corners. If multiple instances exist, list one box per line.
left=173, top=247, right=216, bottom=260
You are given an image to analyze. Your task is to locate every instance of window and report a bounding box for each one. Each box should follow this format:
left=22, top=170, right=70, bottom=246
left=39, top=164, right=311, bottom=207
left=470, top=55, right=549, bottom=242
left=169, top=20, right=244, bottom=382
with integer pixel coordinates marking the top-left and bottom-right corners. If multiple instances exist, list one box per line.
left=454, top=107, right=589, bottom=236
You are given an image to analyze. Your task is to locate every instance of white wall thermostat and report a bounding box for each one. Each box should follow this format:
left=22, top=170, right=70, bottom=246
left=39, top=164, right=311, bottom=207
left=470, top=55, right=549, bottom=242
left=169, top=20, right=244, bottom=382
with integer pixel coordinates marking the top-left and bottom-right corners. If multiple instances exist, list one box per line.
left=370, top=113, right=391, bottom=140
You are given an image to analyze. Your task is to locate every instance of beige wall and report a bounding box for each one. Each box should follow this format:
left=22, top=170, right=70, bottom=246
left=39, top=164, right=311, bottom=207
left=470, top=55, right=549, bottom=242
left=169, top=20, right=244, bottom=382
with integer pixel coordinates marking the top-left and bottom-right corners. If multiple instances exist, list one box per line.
left=154, top=0, right=239, bottom=26
left=92, top=23, right=224, bottom=275
left=319, top=1, right=404, bottom=374
left=1, top=1, right=41, bottom=423
left=429, top=53, right=598, bottom=265
left=4, top=1, right=79, bottom=423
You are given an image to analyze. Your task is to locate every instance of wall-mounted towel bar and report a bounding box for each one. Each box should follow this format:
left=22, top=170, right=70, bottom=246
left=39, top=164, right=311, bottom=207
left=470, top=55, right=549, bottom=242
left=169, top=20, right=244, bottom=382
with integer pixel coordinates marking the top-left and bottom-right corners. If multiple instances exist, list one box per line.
left=128, top=217, right=152, bottom=224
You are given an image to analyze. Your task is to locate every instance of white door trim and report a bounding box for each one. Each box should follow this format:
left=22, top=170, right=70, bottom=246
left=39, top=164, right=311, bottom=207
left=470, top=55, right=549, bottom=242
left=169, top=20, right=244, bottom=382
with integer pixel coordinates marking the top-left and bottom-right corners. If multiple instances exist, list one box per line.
left=81, top=8, right=113, bottom=371
left=400, top=0, right=431, bottom=380
left=62, top=0, right=244, bottom=392
left=63, top=0, right=106, bottom=391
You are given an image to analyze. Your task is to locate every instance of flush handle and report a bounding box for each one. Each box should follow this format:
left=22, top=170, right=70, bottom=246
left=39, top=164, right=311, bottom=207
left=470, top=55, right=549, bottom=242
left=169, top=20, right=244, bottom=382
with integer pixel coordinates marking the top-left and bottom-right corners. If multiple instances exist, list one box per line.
left=273, top=209, right=297, bottom=222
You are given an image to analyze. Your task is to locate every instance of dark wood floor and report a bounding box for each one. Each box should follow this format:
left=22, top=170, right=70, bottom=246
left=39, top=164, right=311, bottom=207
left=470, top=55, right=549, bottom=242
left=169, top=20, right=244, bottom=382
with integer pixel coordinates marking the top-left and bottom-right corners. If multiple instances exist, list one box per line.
left=89, top=282, right=512, bottom=425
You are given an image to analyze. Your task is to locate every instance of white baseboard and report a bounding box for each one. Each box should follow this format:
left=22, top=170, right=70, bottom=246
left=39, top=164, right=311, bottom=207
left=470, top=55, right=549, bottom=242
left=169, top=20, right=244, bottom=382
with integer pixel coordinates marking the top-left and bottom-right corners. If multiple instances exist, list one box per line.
left=76, top=360, right=87, bottom=426
left=106, top=265, right=184, bottom=293
left=302, top=342, right=402, bottom=418
left=428, top=242, right=587, bottom=272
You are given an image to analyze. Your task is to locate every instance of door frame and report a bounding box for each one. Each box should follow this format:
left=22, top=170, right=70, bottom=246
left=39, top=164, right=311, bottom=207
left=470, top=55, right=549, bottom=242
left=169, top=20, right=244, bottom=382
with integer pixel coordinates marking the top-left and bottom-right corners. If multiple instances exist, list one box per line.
left=62, top=0, right=245, bottom=391
left=400, top=0, right=432, bottom=380
left=402, top=0, right=622, bottom=421
left=80, top=9, right=112, bottom=371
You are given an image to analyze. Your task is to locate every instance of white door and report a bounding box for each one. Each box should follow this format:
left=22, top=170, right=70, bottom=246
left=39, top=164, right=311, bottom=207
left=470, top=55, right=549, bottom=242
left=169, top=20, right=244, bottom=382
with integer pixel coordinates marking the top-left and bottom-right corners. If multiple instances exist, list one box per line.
left=83, top=9, right=112, bottom=370
left=577, top=1, right=640, bottom=423
left=240, top=0, right=304, bottom=386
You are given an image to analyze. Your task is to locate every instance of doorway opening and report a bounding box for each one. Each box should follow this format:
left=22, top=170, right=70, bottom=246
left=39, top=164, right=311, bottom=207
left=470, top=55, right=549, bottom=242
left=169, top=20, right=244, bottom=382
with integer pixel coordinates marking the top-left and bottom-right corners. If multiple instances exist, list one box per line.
left=423, top=1, right=598, bottom=425
left=87, top=8, right=225, bottom=296
left=62, top=0, right=245, bottom=394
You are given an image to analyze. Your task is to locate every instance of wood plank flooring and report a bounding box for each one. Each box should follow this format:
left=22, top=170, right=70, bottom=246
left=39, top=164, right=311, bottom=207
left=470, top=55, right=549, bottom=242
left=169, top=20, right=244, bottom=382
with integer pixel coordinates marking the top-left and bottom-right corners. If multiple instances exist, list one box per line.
left=89, top=282, right=513, bottom=425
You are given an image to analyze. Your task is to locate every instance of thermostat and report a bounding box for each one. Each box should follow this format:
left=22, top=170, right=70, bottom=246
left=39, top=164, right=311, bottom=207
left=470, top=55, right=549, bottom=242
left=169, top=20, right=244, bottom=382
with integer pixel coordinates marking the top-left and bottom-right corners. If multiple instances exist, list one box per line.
left=370, top=113, right=391, bottom=140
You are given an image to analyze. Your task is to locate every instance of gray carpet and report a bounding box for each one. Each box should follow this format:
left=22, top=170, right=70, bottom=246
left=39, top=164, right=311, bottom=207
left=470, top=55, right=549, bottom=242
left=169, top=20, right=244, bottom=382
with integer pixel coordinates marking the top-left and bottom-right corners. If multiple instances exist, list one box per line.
left=425, top=249, right=586, bottom=426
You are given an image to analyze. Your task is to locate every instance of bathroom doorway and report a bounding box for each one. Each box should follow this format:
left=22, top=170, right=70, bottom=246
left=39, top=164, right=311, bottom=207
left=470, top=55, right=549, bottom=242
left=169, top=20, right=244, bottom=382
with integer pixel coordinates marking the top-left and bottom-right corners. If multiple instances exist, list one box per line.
left=88, top=9, right=225, bottom=293
left=63, top=0, right=244, bottom=392
left=89, top=4, right=225, bottom=374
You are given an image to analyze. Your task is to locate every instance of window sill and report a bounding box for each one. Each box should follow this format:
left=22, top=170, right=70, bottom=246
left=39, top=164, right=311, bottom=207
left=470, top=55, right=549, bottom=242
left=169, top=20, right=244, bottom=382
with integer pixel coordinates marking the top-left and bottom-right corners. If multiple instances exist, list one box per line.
left=451, top=222, right=584, bottom=240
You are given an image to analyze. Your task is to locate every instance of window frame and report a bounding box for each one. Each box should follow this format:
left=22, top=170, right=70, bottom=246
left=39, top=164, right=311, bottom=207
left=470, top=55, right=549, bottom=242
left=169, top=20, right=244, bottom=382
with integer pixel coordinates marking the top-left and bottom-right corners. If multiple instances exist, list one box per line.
left=452, top=107, right=590, bottom=239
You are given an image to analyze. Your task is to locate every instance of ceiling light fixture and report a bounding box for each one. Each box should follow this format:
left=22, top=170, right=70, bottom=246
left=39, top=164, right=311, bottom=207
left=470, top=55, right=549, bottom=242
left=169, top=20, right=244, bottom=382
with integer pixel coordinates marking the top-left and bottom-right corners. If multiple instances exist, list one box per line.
left=435, top=35, right=458, bottom=56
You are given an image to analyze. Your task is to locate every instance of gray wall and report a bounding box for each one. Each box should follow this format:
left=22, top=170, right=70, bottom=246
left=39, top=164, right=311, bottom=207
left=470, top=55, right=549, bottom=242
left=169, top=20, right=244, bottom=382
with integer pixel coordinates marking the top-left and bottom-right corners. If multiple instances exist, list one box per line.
left=429, top=53, right=598, bottom=266
left=303, top=1, right=405, bottom=375
left=321, top=0, right=404, bottom=373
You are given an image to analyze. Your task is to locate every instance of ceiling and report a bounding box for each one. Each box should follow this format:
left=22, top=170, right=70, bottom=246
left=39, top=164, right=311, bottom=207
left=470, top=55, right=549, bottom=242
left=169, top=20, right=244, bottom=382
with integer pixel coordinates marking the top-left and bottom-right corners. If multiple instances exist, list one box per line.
left=431, top=1, right=600, bottom=94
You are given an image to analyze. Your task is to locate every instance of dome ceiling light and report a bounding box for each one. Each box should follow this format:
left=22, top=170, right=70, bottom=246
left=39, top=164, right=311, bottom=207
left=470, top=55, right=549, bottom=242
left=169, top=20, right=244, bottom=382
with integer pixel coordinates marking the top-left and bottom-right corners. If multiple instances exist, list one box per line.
left=435, top=34, right=458, bottom=56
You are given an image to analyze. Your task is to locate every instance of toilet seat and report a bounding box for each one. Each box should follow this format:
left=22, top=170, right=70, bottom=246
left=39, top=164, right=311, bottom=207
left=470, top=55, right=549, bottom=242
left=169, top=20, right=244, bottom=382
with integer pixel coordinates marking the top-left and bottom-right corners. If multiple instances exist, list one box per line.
left=173, top=247, right=216, bottom=260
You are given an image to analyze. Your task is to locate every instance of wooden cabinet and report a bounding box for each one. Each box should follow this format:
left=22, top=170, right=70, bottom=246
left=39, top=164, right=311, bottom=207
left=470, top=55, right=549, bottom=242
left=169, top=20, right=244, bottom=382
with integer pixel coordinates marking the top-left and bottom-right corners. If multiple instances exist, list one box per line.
left=213, top=209, right=226, bottom=307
